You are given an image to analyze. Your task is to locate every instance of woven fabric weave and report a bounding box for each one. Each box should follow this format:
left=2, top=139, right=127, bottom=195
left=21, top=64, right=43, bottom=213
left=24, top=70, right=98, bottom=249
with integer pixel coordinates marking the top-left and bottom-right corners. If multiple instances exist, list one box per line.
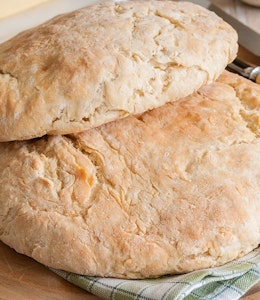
left=50, top=246, right=260, bottom=300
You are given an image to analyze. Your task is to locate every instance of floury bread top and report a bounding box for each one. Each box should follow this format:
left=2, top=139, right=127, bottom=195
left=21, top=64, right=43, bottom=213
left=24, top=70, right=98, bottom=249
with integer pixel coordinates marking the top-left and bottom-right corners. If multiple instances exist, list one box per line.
left=0, top=71, right=259, bottom=278
left=0, top=0, right=237, bottom=141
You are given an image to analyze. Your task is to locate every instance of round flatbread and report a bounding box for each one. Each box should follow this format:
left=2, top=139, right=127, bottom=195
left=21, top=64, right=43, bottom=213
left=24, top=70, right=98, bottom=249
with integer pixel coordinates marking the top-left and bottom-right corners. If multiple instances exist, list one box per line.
left=0, top=71, right=259, bottom=278
left=0, top=0, right=237, bottom=141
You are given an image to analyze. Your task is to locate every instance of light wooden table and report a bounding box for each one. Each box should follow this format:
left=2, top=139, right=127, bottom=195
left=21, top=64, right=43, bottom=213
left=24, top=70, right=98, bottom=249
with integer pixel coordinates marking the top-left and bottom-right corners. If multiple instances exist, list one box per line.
left=0, top=1, right=260, bottom=299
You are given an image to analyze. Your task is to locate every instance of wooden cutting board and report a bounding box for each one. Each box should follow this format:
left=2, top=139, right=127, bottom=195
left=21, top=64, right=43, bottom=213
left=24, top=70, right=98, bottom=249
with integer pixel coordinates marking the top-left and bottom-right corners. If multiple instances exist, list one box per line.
left=0, top=1, right=259, bottom=299
left=0, top=241, right=100, bottom=300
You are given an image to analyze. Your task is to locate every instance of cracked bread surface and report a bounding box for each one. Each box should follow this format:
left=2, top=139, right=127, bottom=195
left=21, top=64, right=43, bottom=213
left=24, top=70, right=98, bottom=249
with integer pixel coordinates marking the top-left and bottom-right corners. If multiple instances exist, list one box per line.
left=0, top=0, right=237, bottom=141
left=0, top=71, right=259, bottom=278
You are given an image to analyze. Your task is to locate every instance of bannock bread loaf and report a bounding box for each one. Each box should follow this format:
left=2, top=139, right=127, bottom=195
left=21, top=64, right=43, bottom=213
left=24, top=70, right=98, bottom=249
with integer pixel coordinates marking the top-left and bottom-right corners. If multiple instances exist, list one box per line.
left=0, top=71, right=259, bottom=278
left=0, top=0, right=238, bottom=141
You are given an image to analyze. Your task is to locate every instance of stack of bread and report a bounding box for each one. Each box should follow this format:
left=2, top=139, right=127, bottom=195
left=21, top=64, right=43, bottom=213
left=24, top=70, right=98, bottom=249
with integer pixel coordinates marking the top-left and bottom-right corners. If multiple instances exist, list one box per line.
left=0, top=0, right=259, bottom=279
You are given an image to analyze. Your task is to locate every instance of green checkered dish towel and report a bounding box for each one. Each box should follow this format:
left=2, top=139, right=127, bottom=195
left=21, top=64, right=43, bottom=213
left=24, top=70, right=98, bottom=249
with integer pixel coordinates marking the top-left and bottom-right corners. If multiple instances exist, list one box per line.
left=50, top=246, right=260, bottom=300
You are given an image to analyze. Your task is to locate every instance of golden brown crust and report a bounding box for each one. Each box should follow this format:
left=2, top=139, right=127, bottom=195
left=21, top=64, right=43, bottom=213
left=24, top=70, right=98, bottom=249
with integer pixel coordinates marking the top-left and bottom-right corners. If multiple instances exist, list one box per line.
left=0, top=0, right=237, bottom=141
left=0, top=71, right=259, bottom=278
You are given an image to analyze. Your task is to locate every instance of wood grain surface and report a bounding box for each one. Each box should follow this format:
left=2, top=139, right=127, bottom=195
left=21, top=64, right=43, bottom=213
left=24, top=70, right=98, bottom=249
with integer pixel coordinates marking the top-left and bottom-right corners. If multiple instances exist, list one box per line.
left=0, top=1, right=259, bottom=299
left=0, top=242, right=100, bottom=300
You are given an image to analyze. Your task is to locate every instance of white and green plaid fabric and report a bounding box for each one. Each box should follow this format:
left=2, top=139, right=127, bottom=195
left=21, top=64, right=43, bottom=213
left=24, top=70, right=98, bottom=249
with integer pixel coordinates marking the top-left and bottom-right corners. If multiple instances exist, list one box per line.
left=50, top=246, right=260, bottom=300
